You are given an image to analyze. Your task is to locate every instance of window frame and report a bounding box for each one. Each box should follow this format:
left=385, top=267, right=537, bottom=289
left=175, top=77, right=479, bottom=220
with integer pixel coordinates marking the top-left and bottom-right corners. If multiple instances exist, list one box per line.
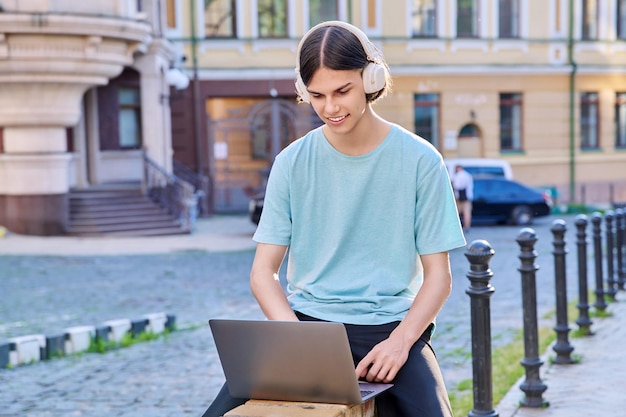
left=118, top=87, right=142, bottom=150
left=498, top=0, right=520, bottom=39
left=615, top=92, right=626, bottom=149
left=412, top=0, right=437, bottom=38
left=457, top=0, right=479, bottom=38
left=257, top=0, right=289, bottom=38
left=308, top=0, right=339, bottom=27
left=414, top=93, right=441, bottom=150
left=581, top=0, right=599, bottom=40
left=204, top=0, right=237, bottom=38
left=580, top=92, right=600, bottom=149
left=499, top=92, right=523, bottom=152
left=618, top=0, right=626, bottom=40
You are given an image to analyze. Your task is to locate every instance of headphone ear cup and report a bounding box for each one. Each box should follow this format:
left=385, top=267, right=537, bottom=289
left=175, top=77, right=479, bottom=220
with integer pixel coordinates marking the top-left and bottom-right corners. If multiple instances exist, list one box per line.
left=295, top=74, right=310, bottom=103
left=362, top=62, right=386, bottom=94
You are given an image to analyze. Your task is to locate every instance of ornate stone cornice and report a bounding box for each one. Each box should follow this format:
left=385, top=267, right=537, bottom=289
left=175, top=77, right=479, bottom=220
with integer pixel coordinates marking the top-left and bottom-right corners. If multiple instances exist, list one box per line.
left=0, top=12, right=155, bottom=126
left=0, top=13, right=152, bottom=43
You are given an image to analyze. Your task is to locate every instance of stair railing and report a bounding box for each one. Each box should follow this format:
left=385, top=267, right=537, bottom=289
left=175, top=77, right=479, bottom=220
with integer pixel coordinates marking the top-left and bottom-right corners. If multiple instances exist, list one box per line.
left=142, top=152, right=198, bottom=232
left=173, top=159, right=212, bottom=217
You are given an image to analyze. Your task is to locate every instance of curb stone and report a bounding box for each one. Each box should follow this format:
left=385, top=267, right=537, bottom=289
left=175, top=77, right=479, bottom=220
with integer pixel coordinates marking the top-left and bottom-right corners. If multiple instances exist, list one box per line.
left=1, top=312, right=176, bottom=369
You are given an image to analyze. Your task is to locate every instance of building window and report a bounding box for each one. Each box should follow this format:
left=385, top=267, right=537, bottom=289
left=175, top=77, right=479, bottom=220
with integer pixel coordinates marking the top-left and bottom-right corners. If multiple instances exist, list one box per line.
left=165, top=0, right=177, bottom=29
left=499, top=0, right=519, bottom=38
left=582, top=0, right=598, bottom=40
left=412, top=0, right=436, bottom=37
left=205, top=0, right=236, bottom=37
left=457, top=0, right=478, bottom=38
left=309, top=0, right=338, bottom=27
left=414, top=93, right=440, bottom=149
left=500, top=93, right=523, bottom=151
left=618, top=0, right=626, bottom=39
left=118, top=88, right=142, bottom=149
left=580, top=92, right=599, bottom=149
left=258, top=0, right=288, bottom=38
left=615, top=93, right=626, bottom=148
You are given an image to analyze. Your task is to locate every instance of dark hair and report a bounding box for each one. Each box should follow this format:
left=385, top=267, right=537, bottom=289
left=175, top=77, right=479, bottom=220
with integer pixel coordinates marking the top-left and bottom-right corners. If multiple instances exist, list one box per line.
left=298, top=25, right=391, bottom=103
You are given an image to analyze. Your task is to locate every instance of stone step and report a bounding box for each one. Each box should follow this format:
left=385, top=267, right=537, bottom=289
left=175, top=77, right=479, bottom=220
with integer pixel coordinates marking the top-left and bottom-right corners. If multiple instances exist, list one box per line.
left=70, top=207, right=170, bottom=219
left=67, top=185, right=188, bottom=236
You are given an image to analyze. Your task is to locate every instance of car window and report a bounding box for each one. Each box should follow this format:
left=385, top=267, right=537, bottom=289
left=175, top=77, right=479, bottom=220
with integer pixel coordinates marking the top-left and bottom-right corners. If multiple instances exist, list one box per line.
left=474, top=179, right=534, bottom=199
left=465, top=167, right=505, bottom=177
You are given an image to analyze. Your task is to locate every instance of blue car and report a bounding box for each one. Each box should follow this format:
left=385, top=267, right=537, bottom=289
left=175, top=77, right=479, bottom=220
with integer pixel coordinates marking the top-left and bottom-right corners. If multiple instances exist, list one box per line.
left=471, top=177, right=552, bottom=225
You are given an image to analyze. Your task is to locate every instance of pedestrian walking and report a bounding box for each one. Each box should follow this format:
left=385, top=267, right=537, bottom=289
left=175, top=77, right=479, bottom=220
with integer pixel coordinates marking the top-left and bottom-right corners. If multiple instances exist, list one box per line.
left=452, top=165, right=474, bottom=232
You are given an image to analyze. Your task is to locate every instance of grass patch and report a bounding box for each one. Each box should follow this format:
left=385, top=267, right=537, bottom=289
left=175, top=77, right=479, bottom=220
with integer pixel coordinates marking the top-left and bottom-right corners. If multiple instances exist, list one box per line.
left=449, top=294, right=613, bottom=415
left=88, top=328, right=172, bottom=354
left=449, top=326, right=555, bottom=416
left=590, top=308, right=612, bottom=319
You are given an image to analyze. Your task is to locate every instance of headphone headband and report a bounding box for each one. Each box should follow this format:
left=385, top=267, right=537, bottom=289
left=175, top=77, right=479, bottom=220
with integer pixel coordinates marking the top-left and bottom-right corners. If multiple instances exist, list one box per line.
left=294, top=21, right=387, bottom=103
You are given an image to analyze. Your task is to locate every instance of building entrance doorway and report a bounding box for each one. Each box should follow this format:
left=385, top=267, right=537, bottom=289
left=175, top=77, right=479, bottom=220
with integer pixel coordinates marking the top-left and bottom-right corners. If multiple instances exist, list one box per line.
left=208, top=98, right=322, bottom=213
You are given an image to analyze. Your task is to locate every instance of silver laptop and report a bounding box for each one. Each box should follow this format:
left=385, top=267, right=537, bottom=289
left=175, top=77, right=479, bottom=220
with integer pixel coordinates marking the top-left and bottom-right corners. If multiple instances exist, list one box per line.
left=209, top=319, right=393, bottom=404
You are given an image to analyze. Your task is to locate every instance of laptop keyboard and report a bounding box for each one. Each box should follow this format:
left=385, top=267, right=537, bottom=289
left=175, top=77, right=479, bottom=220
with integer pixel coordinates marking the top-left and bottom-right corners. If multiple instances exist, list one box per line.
left=360, top=389, right=375, bottom=398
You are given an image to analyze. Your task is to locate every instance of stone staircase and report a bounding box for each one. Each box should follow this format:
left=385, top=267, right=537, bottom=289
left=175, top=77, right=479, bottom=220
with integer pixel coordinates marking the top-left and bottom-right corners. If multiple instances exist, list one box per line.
left=66, top=184, right=189, bottom=237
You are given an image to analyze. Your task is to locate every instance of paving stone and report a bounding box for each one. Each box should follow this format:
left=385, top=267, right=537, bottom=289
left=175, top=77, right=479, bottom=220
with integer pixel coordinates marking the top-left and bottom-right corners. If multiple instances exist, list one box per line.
left=1, top=214, right=622, bottom=417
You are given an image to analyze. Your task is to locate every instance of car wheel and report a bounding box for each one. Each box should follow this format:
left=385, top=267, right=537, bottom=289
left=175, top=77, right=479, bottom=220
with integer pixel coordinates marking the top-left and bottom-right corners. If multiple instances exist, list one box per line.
left=511, top=205, right=534, bottom=225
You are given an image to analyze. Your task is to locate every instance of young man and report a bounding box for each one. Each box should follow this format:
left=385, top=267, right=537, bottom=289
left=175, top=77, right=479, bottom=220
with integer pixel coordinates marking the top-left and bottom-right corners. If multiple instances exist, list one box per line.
left=202, top=21, right=466, bottom=417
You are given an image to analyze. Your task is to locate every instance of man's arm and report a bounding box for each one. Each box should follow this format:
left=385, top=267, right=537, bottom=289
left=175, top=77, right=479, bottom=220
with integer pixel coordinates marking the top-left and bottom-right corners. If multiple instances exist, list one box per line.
left=355, top=251, right=453, bottom=383
left=250, top=242, right=298, bottom=321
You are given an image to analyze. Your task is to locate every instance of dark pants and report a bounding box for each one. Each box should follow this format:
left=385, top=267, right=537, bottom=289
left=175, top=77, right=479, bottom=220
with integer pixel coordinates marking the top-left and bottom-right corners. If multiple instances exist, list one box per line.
left=201, top=314, right=453, bottom=417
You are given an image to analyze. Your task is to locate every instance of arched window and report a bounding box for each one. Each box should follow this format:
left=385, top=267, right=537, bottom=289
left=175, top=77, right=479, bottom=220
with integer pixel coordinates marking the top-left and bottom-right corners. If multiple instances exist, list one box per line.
left=459, top=123, right=480, bottom=138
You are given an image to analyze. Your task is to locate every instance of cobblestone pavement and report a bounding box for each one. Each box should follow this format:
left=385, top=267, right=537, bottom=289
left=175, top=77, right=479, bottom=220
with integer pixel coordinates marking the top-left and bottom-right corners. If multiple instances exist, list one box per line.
left=0, top=213, right=610, bottom=416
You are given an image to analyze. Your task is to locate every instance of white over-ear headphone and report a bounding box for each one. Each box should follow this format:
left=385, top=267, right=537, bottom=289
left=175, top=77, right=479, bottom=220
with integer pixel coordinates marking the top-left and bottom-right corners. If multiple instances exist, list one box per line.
left=294, top=20, right=387, bottom=104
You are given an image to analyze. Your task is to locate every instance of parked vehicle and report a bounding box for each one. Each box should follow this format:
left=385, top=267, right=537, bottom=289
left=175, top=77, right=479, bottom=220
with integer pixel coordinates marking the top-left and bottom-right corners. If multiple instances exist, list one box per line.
left=249, top=177, right=550, bottom=227
left=471, top=177, right=552, bottom=225
left=445, top=158, right=513, bottom=179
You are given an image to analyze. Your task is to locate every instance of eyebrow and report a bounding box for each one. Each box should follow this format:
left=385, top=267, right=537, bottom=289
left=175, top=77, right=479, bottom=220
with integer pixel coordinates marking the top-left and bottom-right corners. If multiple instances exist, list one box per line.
left=308, top=82, right=352, bottom=96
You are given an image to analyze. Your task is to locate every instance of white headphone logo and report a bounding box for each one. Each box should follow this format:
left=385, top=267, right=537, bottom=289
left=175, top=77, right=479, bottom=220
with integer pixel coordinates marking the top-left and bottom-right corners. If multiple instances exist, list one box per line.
left=294, top=21, right=387, bottom=104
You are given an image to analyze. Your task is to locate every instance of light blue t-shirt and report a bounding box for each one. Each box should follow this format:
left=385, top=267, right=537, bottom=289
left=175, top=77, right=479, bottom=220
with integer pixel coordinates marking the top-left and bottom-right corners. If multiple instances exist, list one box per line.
left=253, top=124, right=466, bottom=325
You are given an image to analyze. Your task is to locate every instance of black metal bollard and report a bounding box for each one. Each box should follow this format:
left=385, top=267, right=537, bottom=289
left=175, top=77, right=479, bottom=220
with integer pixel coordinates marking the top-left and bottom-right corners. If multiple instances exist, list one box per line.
left=605, top=210, right=618, bottom=301
left=464, top=240, right=498, bottom=417
left=616, top=208, right=626, bottom=290
left=591, top=213, right=608, bottom=312
left=574, top=215, right=593, bottom=335
left=516, top=228, right=549, bottom=408
left=551, top=219, right=574, bottom=364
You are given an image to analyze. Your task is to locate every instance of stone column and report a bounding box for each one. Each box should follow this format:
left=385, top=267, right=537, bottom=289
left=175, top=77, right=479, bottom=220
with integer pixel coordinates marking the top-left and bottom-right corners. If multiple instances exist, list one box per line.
left=0, top=11, right=152, bottom=235
left=134, top=38, right=177, bottom=172
left=0, top=83, right=87, bottom=235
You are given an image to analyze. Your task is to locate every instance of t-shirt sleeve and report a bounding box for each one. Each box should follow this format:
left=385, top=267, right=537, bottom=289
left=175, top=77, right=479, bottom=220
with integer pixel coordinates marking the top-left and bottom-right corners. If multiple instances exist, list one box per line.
left=414, top=156, right=466, bottom=254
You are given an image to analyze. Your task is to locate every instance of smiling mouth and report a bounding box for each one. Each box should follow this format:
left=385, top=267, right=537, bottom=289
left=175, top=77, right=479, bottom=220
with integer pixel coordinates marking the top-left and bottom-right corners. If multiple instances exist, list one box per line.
left=327, top=115, right=347, bottom=122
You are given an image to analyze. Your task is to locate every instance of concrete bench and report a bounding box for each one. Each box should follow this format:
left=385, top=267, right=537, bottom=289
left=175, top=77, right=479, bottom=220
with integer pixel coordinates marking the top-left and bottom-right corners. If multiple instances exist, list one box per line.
left=224, top=399, right=375, bottom=417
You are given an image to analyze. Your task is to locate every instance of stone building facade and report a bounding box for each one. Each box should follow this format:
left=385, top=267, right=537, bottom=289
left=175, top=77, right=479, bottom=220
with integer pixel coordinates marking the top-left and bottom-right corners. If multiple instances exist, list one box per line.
left=169, top=0, right=626, bottom=213
left=0, top=0, right=185, bottom=235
